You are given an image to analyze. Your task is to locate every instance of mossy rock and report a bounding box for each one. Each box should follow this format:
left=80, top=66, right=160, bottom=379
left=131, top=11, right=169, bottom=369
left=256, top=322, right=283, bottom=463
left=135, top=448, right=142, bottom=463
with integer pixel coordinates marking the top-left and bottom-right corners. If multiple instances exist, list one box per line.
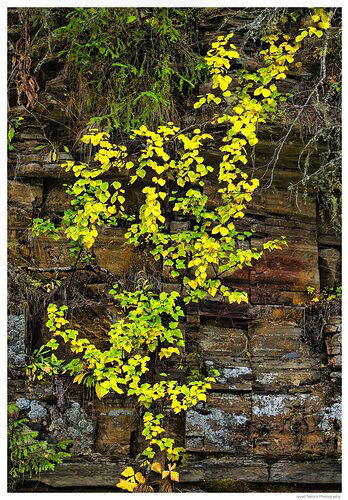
left=262, top=484, right=297, bottom=493
left=202, top=479, right=252, bottom=493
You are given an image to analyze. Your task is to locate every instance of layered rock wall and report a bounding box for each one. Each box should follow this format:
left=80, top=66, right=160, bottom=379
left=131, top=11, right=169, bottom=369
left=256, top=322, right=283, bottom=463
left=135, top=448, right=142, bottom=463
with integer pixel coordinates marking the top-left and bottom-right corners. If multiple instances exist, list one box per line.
left=8, top=8, right=341, bottom=492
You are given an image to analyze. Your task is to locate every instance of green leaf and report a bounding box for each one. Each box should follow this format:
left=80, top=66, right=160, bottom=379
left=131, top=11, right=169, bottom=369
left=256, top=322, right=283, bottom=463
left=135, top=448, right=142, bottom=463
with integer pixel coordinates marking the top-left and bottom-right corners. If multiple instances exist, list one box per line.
left=8, top=127, right=15, bottom=143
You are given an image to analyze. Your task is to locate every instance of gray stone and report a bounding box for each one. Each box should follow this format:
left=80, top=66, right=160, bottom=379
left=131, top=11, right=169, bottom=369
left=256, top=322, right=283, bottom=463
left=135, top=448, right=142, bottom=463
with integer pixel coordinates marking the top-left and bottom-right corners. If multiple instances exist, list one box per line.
left=186, top=394, right=251, bottom=453
left=281, top=352, right=301, bottom=359
left=317, top=397, right=341, bottom=435
left=49, top=402, right=94, bottom=455
left=252, top=394, right=293, bottom=417
left=66, top=402, right=82, bottom=424
left=28, top=400, right=48, bottom=420
left=252, top=391, right=340, bottom=456
left=170, top=220, right=190, bottom=233
left=205, top=357, right=252, bottom=391
left=15, top=397, right=31, bottom=410
left=8, top=314, right=26, bottom=367
left=108, top=408, right=134, bottom=416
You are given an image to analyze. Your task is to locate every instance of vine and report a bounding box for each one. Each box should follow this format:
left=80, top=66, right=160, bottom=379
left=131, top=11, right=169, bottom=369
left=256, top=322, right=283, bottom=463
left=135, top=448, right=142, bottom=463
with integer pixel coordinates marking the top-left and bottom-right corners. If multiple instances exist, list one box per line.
left=29, top=10, right=330, bottom=492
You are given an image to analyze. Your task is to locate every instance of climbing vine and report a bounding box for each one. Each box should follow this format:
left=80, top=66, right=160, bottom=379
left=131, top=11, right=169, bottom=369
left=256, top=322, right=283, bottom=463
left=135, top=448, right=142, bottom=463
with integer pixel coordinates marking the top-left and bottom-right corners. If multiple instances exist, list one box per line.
left=28, top=9, right=330, bottom=492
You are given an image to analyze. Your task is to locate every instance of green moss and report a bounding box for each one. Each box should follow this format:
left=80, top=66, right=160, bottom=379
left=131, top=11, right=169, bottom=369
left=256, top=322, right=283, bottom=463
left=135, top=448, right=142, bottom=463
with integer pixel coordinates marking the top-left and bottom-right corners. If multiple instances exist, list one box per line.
left=202, top=479, right=252, bottom=493
left=262, top=484, right=296, bottom=493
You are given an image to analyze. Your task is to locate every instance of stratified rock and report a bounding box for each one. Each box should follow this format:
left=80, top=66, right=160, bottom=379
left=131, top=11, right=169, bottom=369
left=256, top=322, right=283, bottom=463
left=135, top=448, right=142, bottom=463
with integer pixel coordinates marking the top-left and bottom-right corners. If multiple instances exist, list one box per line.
left=186, top=393, right=251, bottom=453
left=318, top=248, right=341, bottom=289
left=269, top=459, right=341, bottom=484
left=95, top=409, right=136, bottom=455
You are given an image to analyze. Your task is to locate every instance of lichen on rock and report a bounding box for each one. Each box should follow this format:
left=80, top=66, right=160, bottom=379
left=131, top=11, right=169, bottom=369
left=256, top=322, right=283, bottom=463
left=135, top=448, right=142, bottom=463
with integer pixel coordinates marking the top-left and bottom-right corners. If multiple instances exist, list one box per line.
left=49, top=402, right=94, bottom=454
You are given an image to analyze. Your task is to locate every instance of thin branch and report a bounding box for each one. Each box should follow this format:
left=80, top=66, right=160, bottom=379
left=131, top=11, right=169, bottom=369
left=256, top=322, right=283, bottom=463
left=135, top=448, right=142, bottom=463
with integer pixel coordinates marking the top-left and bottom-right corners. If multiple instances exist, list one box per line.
left=20, top=264, right=118, bottom=280
left=258, top=76, right=326, bottom=191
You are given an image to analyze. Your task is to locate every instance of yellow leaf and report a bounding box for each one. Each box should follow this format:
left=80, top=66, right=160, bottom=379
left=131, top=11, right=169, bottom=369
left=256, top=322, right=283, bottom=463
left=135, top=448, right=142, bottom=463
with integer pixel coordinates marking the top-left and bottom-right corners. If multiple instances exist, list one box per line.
left=162, top=470, right=170, bottom=479
left=121, top=466, right=135, bottom=478
left=116, top=478, right=137, bottom=492
left=218, top=75, right=231, bottom=92
left=170, top=471, right=180, bottom=482
left=84, top=237, right=94, bottom=249
left=95, top=382, right=103, bottom=400
left=151, top=462, right=162, bottom=474
left=197, top=393, right=207, bottom=401
left=116, top=480, right=128, bottom=490
left=187, top=280, right=197, bottom=290
left=261, top=88, right=271, bottom=97
left=73, top=373, right=85, bottom=384
left=234, top=105, right=244, bottom=115
left=129, top=482, right=138, bottom=492
left=124, top=481, right=137, bottom=492
left=135, top=472, right=145, bottom=483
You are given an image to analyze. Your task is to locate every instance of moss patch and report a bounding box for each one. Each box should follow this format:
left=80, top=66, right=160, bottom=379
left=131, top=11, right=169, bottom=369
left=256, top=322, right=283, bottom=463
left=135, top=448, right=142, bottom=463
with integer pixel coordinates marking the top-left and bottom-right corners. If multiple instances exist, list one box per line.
left=202, top=479, right=252, bottom=493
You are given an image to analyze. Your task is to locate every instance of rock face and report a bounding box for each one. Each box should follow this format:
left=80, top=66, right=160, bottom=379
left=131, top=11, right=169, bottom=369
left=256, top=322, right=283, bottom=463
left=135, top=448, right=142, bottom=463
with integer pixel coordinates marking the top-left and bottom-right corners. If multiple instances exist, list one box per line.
left=7, top=8, right=341, bottom=493
left=8, top=314, right=26, bottom=368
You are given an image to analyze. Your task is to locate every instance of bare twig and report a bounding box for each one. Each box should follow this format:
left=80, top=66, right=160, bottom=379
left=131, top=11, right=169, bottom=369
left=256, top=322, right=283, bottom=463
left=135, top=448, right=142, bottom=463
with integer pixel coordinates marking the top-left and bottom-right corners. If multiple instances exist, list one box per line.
left=20, top=264, right=118, bottom=280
